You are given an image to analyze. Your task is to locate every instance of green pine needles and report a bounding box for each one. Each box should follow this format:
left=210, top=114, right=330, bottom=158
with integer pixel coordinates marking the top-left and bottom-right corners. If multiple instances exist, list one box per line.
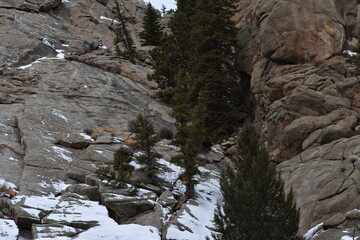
left=129, top=114, right=162, bottom=180
left=113, top=1, right=136, bottom=62
left=97, top=147, right=134, bottom=188
left=211, top=121, right=300, bottom=240
left=97, top=114, right=161, bottom=188
left=149, top=0, right=243, bottom=197
left=140, top=3, right=163, bottom=46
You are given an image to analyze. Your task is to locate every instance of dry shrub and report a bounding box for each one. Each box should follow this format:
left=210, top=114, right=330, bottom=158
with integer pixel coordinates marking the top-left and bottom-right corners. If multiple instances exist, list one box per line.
left=158, top=127, right=174, bottom=140
left=91, top=126, right=127, bottom=139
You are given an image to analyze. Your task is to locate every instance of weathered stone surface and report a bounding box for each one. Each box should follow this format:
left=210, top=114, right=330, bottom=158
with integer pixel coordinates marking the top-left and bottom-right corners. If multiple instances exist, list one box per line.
left=235, top=0, right=357, bottom=73
left=323, top=213, right=346, bottom=229
left=55, top=133, right=94, bottom=149
left=14, top=207, right=42, bottom=229
left=345, top=209, right=360, bottom=220
left=65, top=184, right=100, bottom=201
left=32, top=223, right=83, bottom=239
left=311, top=228, right=360, bottom=240
left=158, top=190, right=176, bottom=207
left=101, top=192, right=156, bottom=223
left=131, top=204, right=165, bottom=231
left=278, top=136, right=360, bottom=235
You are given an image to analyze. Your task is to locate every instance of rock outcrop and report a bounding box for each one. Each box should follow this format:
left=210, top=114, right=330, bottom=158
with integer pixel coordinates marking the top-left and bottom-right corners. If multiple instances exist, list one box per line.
left=235, top=0, right=360, bottom=239
left=2, top=0, right=360, bottom=239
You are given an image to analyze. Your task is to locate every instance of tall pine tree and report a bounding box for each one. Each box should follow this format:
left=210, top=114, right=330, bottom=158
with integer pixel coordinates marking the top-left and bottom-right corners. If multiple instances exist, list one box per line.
left=140, top=2, right=163, bottom=46
left=149, top=0, right=243, bottom=197
left=114, top=1, right=136, bottom=62
left=148, top=0, right=196, bottom=101
left=211, top=121, right=300, bottom=240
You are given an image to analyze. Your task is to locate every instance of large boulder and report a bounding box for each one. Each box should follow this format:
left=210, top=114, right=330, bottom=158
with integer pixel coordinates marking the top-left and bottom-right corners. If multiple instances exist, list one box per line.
left=235, top=0, right=357, bottom=73
left=278, top=136, right=360, bottom=235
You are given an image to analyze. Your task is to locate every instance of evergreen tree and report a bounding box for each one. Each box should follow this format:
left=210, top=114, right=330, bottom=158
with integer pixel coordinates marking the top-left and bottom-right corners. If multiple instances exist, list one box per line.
left=148, top=0, right=196, bottom=101
left=129, top=114, right=161, bottom=181
left=185, top=0, right=241, bottom=143
left=140, top=2, right=163, bottom=46
left=97, top=147, right=134, bottom=188
left=148, top=33, right=180, bottom=102
left=211, top=121, right=300, bottom=240
left=114, top=1, right=136, bottom=62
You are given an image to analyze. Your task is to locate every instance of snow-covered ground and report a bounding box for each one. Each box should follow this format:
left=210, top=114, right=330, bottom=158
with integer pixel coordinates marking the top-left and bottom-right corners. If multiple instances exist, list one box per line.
left=166, top=167, right=221, bottom=240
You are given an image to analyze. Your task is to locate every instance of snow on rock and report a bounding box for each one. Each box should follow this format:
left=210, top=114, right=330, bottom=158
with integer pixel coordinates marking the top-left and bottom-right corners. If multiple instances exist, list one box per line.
left=156, top=158, right=184, bottom=185
left=342, top=236, right=359, bottom=240
left=165, top=166, right=221, bottom=240
left=12, top=195, right=59, bottom=212
left=52, top=109, right=70, bottom=122
left=343, top=50, right=357, bottom=56
left=17, top=57, right=49, bottom=70
left=0, top=219, right=18, bottom=239
left=0, top=178, right=17, bottom=190
left=303, top=222, right=323, bottom=240
left=74, top=224, right=160, bottom=240
left=79, top=133, right=94, bottom=141
left=52, top=146, right=73, bottom=162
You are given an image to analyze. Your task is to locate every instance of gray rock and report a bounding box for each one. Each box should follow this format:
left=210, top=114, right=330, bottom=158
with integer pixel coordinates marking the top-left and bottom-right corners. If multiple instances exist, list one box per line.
left=101, top=192, right=156, bottom=223
left=345, top=209, right=360, bottom=220
left=32, top=223, right=83, bottom=239
left=323, top=213, right=346, bottom=229
left=158, top=190, right=176, bottom=207
left=65, top=184, right=100, bottom=201
left=14, top=207, right=42, bottom=229
left=131, top=204, right=165, bottom=231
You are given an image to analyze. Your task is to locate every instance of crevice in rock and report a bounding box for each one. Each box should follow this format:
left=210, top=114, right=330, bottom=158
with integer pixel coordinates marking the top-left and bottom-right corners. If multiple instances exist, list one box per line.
left=319, top=185, right=348, bottom=202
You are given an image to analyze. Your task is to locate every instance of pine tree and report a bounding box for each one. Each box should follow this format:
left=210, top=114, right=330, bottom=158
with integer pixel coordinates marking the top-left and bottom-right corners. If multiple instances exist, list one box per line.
left=129, top=114, right=161, bottom=182
left=97, top=147, right=134, bottom=188
left=148, top=0, right=196, bottom=102
left=140, top=2, right=163, bottom=46
left=211, top=121, right=300, bottom=240
left=114, top=1, right=136, bottom=62
left=185, top=0, right=241, bottom=143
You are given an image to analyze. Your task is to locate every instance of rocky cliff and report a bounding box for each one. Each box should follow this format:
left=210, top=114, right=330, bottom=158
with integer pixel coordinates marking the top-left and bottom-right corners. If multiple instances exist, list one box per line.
left=236, top=0, right=360, bottom=239
left=0, top=0, right=226, bottom=239
left=2, top=0, right=360, bottom=239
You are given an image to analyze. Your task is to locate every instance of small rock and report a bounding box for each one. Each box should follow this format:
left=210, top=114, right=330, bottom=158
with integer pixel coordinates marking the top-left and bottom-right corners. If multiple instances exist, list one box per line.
left=221, top=141, right=235, bottom=148
left=323, top=213, right=346, bottom=229
left=345, top=209, right=360, bottom=220
left=158, top=190, right=176, bottom=207
left=225, top=145, right=238, bottom=157
left=14, top=207, right=42, bottom=229
left=32, top=223, right=83, bottom=239
left=65, top=184, right=100, bottom=201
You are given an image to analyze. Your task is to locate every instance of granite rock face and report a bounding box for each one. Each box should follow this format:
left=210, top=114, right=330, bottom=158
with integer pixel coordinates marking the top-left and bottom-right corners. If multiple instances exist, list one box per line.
left=235, top=0, right=357, bottom=74
left=0, top=0, right=173, bottom=197
left=235, top=0, right=360, bottom=239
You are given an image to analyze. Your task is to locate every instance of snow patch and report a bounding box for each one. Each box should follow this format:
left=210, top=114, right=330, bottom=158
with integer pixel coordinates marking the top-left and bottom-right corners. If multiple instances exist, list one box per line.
left=52, top=109, right=69, bottom=122
left=42, top=38, right=55, bottom=48
left=79, top=133, right=94, bottom=141
left=52, top=146, right=73, bottom=162
left=0, top=178, right=17, bottom=189
left=156, top=158, right=184, bottom=185
left=8, top=157, right=19, bottom=162
left=342, top=236, right=359, bottom=240
left=166, top=170, right=221, bottom=240
left=100, top=16, right=119, bottom=24
left=0, top=219, right=18, bottom=239
left=303, top=222, right=323, bottom=240
left=344, top=50, right=357, bottom=56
